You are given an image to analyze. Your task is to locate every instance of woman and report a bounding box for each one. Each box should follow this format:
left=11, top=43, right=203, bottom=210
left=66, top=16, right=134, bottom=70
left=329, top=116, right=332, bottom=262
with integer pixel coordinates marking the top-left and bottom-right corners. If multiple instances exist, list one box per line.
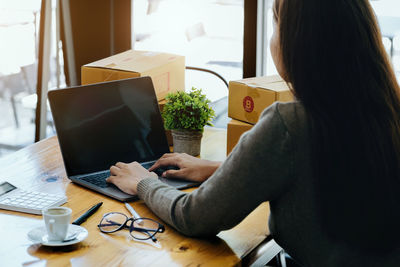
left=107, top=0, right=400, bottom=266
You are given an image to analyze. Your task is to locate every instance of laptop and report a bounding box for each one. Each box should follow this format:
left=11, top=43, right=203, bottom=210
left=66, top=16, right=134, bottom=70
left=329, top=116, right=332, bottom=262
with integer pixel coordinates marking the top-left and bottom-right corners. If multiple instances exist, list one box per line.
left=48, top=77, right=198, bottom=201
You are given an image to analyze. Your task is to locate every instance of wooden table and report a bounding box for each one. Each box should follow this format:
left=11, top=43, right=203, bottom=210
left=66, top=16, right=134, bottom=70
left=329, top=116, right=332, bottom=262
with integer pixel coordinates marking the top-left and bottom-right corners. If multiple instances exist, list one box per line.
left=0, top=127, right=270, bottom=266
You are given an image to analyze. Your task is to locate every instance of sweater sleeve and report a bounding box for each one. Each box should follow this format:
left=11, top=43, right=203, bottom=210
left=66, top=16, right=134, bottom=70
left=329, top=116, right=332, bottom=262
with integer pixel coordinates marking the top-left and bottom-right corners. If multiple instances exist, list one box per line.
left=137, top=103, right=294, bottom=237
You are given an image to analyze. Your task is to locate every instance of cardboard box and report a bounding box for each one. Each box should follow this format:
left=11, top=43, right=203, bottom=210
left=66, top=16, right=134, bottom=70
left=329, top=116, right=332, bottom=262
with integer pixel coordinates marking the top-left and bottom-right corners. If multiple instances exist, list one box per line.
left=227, top=119, right=253, bottom=155
left=228, top=75, right=293, bottom=124
left=158, top=99, right=173, bottom=146
left=81, top=50, right=185, bottom=100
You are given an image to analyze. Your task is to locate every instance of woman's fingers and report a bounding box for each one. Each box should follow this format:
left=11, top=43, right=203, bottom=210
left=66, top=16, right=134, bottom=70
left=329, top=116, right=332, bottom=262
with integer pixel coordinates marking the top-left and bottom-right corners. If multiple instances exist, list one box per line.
left=106, top=175, right=114, bottom=183
left=149, top=157, right=179, bottom=171
left=147, top=163, right=158, bottom=172
left=110, top=165, right=121, bottom=175
left=161, top=153, right=177, bottom=158
left=162, top=169, right=186, bottom=179
left=115, top=162, right=127, bottom=168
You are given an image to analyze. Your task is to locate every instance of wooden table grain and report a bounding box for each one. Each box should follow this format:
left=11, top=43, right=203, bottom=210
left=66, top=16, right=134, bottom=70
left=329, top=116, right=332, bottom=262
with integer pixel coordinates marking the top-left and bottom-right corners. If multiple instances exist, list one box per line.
left=0, top=127, right=270, bottom=267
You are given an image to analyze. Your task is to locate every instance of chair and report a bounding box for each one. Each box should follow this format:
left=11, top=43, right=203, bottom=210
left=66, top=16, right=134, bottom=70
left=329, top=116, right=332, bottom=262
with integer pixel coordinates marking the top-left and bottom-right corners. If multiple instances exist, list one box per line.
left=185, top=66, right=230, bottom=128
left=20, top=64, right=39, bottom=124
left=0, top=64, right=38, bottom=129
left=243, top=237, right=287, bottom=267
left=186, top=66, right=229, bottom=88
left=0, top=71, right=28, bottom=128
left=0, top=71, right=36, bottom=153
left=20, top=63, right=37, bottom=94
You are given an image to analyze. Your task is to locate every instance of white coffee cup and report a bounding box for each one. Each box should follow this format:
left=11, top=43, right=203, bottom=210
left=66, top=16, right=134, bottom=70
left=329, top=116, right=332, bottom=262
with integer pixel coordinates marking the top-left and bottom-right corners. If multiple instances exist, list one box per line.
left=42, top=207, right=72, bottom=241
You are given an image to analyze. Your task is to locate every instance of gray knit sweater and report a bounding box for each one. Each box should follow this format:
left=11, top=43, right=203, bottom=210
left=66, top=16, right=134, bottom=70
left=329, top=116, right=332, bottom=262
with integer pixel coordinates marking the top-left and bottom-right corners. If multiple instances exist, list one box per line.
left=137, top=102, right=400, bottom=267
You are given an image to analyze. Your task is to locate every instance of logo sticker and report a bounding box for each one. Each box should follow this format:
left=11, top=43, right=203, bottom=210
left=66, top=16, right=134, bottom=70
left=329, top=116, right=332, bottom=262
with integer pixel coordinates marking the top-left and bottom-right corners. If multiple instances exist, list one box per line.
left=243, top=96, right=254, bottom=113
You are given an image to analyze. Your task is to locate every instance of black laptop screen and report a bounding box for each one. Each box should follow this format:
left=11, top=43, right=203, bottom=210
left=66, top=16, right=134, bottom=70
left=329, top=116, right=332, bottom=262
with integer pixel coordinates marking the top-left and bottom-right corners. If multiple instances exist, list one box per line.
left=48, top=77, right=170, bottom=176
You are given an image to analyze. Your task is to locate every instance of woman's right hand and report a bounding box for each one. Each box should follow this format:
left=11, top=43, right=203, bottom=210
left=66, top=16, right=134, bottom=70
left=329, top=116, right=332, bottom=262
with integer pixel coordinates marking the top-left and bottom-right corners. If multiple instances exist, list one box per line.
left=148, top=153, right=221, bottom=183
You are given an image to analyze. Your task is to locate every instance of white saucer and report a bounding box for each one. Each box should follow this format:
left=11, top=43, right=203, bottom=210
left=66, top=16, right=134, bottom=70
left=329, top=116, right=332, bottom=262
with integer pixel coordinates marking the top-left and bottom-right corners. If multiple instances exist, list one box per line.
left=27, top=224, right=88, bottom=246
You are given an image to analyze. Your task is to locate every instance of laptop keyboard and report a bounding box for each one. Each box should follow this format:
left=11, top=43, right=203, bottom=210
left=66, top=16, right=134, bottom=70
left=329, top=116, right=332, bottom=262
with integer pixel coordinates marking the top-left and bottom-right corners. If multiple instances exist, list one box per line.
left=79, top=162, right=155, bottom=188
left=80, top=171, right=111, bottom=188
left=141, top=162, right=153, bottom=169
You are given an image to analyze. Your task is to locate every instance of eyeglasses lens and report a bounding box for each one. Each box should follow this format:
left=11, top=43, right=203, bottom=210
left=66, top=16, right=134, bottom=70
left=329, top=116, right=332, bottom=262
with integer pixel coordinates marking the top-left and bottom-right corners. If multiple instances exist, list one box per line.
left=131, top=219, right=160, bottom=240
left=99, top=213, right=127, bottom=232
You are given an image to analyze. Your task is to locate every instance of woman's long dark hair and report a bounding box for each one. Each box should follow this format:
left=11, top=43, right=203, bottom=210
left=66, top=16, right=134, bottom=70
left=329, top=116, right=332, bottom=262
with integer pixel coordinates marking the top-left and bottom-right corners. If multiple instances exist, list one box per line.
left=274, top=0, right=400, bottom=251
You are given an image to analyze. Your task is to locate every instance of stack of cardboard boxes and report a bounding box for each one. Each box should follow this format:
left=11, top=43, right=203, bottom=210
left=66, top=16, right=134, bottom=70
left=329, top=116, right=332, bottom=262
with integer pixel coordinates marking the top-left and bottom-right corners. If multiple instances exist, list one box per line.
left=227, top=75, right=293, bottom=155
left=81, top=50, right=185, bottom=145
left=81, top=51, right=293, bottom=152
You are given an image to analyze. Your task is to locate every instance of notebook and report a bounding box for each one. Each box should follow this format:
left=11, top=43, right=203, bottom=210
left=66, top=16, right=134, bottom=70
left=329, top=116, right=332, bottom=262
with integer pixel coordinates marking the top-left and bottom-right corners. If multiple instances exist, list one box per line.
left=48, top=77, right=198, bottom=201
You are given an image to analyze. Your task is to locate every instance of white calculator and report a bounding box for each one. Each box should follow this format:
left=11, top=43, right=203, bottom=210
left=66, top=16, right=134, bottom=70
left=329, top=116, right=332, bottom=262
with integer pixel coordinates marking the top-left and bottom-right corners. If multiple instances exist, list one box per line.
left=0, top=181, right=67, bottom=215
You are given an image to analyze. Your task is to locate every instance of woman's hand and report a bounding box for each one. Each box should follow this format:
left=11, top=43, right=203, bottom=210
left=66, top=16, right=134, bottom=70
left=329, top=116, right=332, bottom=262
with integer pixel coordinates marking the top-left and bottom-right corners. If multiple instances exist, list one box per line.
left=106, top=162, right=157, bottom=195
left=148, top=153, right=221, bottom=183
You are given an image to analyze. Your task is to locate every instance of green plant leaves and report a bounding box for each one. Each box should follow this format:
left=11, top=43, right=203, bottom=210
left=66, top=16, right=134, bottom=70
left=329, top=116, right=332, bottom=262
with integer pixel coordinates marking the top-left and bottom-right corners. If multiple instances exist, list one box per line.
left=162, top=87, right=215, bottom=131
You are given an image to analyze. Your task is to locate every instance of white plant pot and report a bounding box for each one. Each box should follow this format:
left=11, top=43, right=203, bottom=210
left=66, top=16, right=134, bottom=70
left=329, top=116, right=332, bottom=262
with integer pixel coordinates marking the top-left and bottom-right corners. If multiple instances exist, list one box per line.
left=171, top=130, right=203, bottom=156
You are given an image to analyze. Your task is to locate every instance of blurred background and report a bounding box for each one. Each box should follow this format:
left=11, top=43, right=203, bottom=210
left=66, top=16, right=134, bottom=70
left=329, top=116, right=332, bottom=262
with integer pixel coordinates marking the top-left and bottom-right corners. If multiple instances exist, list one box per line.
left=0, top=0, right=398, bottom=158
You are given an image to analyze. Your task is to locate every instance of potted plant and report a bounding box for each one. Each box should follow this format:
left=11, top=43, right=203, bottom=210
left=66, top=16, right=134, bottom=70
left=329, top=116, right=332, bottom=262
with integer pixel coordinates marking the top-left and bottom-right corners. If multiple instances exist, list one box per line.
left=162, top=87, right=215, bottom=156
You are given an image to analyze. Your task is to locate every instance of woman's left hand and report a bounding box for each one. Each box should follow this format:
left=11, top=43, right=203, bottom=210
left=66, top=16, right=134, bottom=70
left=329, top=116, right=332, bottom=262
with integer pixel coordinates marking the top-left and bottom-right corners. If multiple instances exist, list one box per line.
left=106, top=162, right=157, bottom=195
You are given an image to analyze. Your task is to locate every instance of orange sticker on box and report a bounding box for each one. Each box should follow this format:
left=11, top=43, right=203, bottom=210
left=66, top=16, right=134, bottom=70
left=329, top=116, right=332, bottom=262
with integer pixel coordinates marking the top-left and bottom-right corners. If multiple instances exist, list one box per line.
left=243, top=96, right=254, bottom=113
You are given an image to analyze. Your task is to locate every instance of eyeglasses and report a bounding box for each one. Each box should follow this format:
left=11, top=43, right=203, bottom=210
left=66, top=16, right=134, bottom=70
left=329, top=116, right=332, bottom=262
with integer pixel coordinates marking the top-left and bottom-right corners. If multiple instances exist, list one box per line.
left=97, top=212, right=165, bottom=242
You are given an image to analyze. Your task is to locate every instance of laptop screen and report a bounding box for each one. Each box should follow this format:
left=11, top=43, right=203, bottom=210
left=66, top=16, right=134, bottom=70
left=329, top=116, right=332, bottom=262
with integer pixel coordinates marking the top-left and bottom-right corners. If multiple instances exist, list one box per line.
left=49, top=77, right=170, bottom=176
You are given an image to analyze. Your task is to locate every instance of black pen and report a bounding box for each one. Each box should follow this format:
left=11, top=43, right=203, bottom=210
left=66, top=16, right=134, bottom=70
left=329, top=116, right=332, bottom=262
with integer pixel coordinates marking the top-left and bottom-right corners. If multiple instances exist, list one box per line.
left=72, top=202, right=103, bottom=225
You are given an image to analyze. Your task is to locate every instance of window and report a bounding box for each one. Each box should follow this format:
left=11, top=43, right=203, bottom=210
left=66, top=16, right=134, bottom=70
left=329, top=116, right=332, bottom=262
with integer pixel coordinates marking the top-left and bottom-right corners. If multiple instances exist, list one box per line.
left=133, top=0, right=244, bottom=104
